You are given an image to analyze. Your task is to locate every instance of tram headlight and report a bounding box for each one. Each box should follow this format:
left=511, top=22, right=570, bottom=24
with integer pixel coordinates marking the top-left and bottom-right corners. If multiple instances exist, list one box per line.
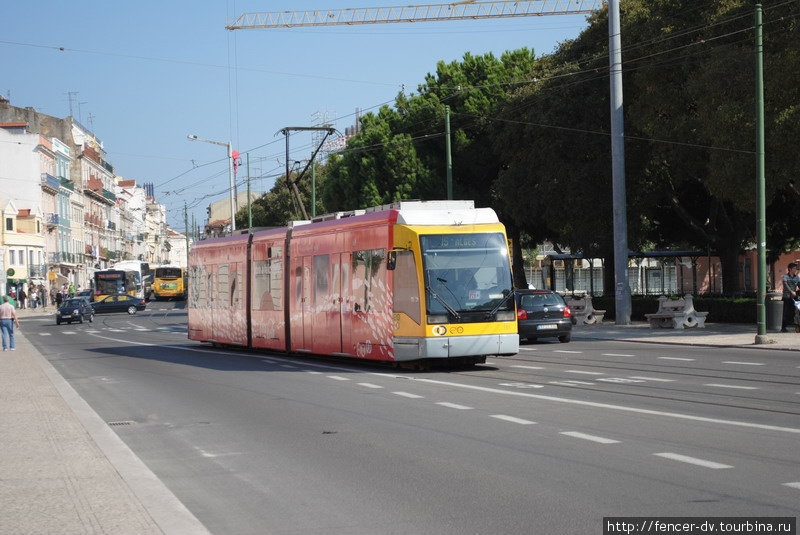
left=495, top=310, right=516, bottom=321
left=426, top=314, right=449, bottom=324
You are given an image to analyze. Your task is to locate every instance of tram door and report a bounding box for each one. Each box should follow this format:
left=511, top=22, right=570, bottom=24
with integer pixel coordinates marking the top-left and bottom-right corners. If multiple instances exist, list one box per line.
left=339, top=254, right=352, bottom=356
left=302, top=257, right=313, bottom=350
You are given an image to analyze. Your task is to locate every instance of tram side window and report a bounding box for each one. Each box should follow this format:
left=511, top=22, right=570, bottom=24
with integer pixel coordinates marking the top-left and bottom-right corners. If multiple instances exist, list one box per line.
left=218, top=264, right=229, bottom=309
left=313, top=254, right=329, bottom=307
left=189, top=266, right=205, bottom=307
left=230, top=264, right=238, bottom=309
left=252, top=252, right=283, bottom=312
left=393, top=251, right=421, bottom=325
left=352, top=249, right=386, bottom=313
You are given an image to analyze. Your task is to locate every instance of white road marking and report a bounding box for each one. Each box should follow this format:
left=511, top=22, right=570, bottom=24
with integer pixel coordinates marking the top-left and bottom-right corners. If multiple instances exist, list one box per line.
left=560, top=431, right=620, bottom=444
left=565, top=370, right=604, bottom=375
left=549, top=380, right=594, bottom=386
left=499, top=382, right=544, bottom=389
left=658, top=357, right=695, bottom=361
left=653, top=453, right=732, bottom=469
left=783, top=482, right=800, bottom=490
left=602, top=353, right=634, bottom=357
left=392, top=391, right=423, bottom=399
left=554, top=350, right=582, bottom=354
left=490, top=415, right=536, bottom=425
left=327, top=375, right=349, bottom=381
left=704, top=383, right=758, bottom=390
left=304, top=370, right=323, bottom=374
left=108, top=329, right=126, bottom=333
left=357, top=383, right=383, bottom=389
left=84, top=330, right=100, bottom=333
left=63, top=331, right=76, bottom=335
left=597, top=378, right=646, bottom=384
left=629, top=376, right=675, bottom=382
left=518, top=347, right=538, bottom=351
left=510, top=365, right=545, bottom=370
left=722, top=361, right=764, bottom=366
left=39, top=333, right=51, bottom=336
left=436, top=402, right=472, bottom=410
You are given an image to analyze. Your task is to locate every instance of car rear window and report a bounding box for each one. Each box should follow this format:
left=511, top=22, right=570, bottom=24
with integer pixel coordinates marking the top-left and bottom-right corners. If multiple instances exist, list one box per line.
left=520, top=293, right=563, bottom=308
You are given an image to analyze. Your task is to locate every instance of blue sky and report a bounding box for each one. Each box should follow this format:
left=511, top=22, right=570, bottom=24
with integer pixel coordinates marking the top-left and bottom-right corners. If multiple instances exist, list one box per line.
left=2, top=1, right=592, bottom=232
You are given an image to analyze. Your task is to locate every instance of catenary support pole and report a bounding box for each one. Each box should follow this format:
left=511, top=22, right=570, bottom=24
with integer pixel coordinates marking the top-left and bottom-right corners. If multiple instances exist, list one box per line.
left=247, top=153, right=252, bottom=229
left=608, top=0, right=630, bottom=324
left=445, top=105, right=453, bottom=200
left=227, top=141, right=236, bottom=233
left=754, top=4, right=768, bottom=342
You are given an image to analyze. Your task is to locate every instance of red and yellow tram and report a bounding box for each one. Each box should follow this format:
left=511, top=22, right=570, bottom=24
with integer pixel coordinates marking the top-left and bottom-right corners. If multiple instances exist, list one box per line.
left=187, top=200, right=518, bottom=365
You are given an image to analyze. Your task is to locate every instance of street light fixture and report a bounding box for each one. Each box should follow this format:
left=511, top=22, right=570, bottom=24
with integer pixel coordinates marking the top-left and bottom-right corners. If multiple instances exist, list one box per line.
left=187, top=134, right=237, bottom=233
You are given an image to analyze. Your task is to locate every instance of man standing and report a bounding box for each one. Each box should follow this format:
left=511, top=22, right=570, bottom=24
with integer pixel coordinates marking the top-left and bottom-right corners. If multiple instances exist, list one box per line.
left=781, top=262, right=800, bottom=332
left=0, top=296, right=20, bottom=351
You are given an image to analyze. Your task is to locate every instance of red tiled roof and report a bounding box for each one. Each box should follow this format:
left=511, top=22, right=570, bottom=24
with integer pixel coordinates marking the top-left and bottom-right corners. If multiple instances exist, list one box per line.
left=18, top=209, right=31, bottom=216
left=0, top=122, right=27, bottom=128
left=118, top=180, right=136, bottom=187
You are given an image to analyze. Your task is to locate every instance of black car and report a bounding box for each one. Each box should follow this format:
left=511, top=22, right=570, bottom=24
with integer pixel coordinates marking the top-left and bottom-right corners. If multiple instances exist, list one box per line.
left=91, top=294, right=147, bottom=315
left=515, top=290, right=573, bottom=343
left=56, top=297, right=94, bottom=325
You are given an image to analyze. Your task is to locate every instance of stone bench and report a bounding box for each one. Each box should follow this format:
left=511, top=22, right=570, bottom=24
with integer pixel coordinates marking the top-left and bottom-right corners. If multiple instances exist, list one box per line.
left=645, top=294, right=708, bottom=329
left=564, top=295, right=606, bottom=325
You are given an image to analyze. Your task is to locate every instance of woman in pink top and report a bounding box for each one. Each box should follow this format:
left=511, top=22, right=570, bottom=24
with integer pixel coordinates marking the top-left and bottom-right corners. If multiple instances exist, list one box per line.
left=0, top=295, right=20, bottom=351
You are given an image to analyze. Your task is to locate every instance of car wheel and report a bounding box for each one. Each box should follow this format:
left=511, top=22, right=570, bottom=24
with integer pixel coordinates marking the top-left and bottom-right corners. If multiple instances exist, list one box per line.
left=558, top=334, right=571, bottom=343
left=127, top=306, right=137, bottom=315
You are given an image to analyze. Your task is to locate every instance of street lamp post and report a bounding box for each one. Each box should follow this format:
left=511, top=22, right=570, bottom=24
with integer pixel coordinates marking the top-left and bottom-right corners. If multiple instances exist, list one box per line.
left=187, top=134, right=237, bottom=233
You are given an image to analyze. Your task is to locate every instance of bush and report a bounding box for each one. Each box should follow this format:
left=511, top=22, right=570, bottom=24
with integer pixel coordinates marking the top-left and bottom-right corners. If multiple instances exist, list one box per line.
left=588, top=295, right=756, bottom=323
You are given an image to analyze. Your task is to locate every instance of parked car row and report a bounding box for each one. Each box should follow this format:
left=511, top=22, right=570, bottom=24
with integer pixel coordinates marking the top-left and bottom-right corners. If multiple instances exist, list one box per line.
left=56, top=293, right=147, bottom=325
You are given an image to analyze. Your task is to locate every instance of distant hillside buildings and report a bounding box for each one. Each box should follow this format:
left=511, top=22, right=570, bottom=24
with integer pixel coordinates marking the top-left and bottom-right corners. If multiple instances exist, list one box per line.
left=0, top=96, right=188, bottom=297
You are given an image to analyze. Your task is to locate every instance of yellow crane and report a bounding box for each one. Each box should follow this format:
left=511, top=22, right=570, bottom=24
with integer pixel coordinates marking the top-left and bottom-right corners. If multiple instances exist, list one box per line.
left=226, top=0, right=602, bottom=30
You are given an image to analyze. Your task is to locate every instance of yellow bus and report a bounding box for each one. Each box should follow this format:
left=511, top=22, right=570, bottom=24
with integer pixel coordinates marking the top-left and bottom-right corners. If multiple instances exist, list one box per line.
left=153, top=266, right=186, bottom=300
left=93, top=270, right=140, bottom=301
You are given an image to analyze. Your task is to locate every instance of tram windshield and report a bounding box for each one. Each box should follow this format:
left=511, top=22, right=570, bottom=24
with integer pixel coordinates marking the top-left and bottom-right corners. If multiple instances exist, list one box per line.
left=420, top=232, right=513, bottom=318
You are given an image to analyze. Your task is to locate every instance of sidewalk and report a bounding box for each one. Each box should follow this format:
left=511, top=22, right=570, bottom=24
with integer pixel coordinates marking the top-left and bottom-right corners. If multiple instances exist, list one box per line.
left=571, top=320, right=800, bottom=351
left=1, top=323, right=211, bottom=535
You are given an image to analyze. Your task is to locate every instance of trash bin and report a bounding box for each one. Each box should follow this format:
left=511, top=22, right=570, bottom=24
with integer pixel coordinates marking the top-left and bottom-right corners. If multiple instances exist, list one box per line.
left=766, top=292, right=783, bottom=332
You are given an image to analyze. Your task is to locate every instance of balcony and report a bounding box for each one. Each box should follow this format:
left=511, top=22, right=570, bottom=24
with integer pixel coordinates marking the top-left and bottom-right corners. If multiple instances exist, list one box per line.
left=102, top=189, right=117, bottom=203
left=49, top=252, right=77, bottom=265
left=41, top=173, right=60, bottom=194
left=45, top=213, right=59, bottom=227
left=84, top=213, right=102, bottom=227
left=106, top=220, right=117, bottom=231
left=59, top=177, right=75, bottom=192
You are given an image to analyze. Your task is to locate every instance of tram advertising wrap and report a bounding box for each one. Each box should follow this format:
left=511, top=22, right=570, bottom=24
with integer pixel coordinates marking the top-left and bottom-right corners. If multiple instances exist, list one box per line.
left=187, top=200, right=518, bottom=366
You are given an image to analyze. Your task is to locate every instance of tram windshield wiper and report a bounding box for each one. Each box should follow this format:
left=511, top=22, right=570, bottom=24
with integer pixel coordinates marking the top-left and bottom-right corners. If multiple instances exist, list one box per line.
left=485, top=288, right=514, bottom=319
left=425, top=283, right=461, bottom=321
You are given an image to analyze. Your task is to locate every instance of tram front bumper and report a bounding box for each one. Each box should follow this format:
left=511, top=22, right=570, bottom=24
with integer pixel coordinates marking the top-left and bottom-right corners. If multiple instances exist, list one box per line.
left=394, top=334, right=519, bottom=361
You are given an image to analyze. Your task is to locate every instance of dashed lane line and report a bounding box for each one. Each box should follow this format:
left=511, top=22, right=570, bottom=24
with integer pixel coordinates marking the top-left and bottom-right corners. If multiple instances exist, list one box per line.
left=704, top=383, right=759, bottom=390
left=436, top=402, right=473, bottom=410
left=565, top=370, right=604, bottom=375
left=549, top=380, right=594, bottom=386
left=327, top=375, right=350, bottom=381
left=560, top=431, right=620, bottom=444
left=783, top=482, right=800, bottom=490
left=357, top=383, right=383, bottom=389
left=653, top=452, right=733, bottom=469
left=392, top=392, right=424, bottom=399
left=629, top=376, right=675, bottom=382
left=490, top=415, right=536, bottom=425
left=554, top=350, right=582, bottom=354
left=602, top=353, right=634, bottom=357
left=658, top=357, right=695, bottom=361
left=510, top=365, right=545, bottom=370
left=39, top=333, right=51, bottom=336
left=722, top=361, right=765, bottom=366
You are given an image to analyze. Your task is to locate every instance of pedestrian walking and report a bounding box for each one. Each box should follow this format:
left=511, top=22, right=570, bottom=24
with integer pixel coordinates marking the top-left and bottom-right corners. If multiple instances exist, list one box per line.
left=0, top=296, right=20, bottom=351
left=18, top=289, right=27, bottom=310
left=55, top=290, right=63, bottom=307
left=781, top=262, right=800, bottom=333
left=30, top=288, right=38, bottom=309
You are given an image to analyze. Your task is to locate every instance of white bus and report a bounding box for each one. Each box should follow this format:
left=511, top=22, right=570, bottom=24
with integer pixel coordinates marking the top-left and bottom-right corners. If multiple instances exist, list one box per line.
left=111, top=260, right=152, bottom=299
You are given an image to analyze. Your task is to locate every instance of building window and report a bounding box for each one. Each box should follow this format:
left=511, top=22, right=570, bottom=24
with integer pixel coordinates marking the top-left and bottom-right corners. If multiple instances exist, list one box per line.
left=9, top=250, right=15, bottom=265
left=5, top=217, right=12, bottom=231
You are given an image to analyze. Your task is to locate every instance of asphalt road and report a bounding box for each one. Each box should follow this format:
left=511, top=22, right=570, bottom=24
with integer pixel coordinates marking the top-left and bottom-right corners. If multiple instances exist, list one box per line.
left=25, top=302, right=800, bottom=534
